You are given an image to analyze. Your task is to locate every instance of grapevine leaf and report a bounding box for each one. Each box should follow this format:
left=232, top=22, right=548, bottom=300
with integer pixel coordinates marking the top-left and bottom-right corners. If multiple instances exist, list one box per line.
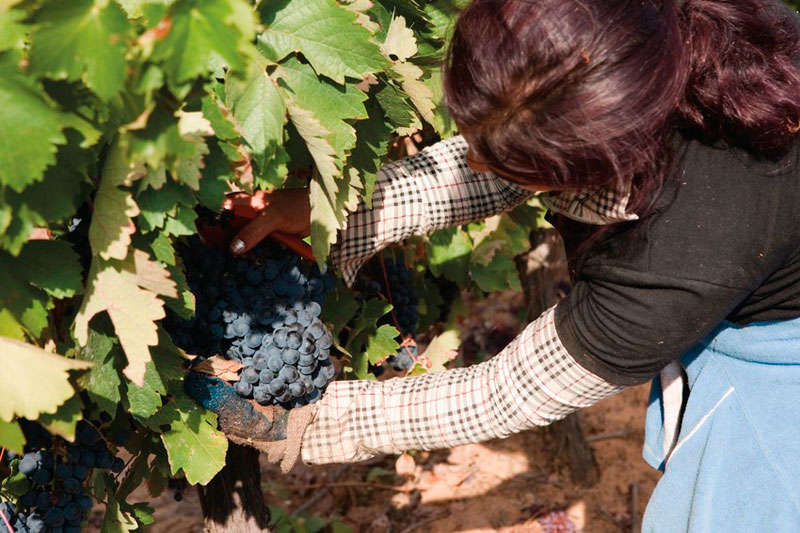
left=28, top=0, right=130, bottom=100
left=424, top=66, right=457, bottom=137
left=0, top=419, right=25, bottom=454
left=77, top=328, right=124, bottom=417
left=90, top=142, right=144, bottom=261
left=309, top=177, right=340, bottom=265
left=0, top=6, right=25, bottom=52
left=341, top=0, right=381, bottom=33
left=285, top=99, right=341, bottom=262
left=366, top=324, right=401, bottom=365
left=150, top=0, right=254, bottom=89
left=381, top=16, right=417, bottom=62
left=0, top=336, right=90, bottom=422
left=2, top=472, right=30, bottom=497
left=426, top=227, right=472, bottom=286
left=0, top=74, right=68, bottom=192
left=345, top=299, right=397, bottom=377
left=417, top=327, right=460, bottom=373
left=38, top=395, right=83, bottom=442
left=127, top=380, right=162, bottom=422
left=225, top=58, right=287, bottom=173
left=74, top=256, right=171, bottom=386
left=201, top=95, right=240, bottom=142
left=102, top=490, right=138, bottom=533
left=349, top=98, right=392, bottom=207
left=152, top=399, right=228, bottom=485
left=17, top=240, right=84, bottom=299
left=130, top=249, right=178, bottom=298
left=130, top=503, right=156, bottom=528
left=275, top=57, right=368, bottom=160
left=136, top=180, right=195, bottom=232
left=0, top=252, right=52, bottom=338
left=257, top=0, right=389, bottom=84
left=163, top=205, right=197, bottom=237
left=391, top=61, right=435, bottom=126
left=471, top=253, right=522, bottom=292
left=320, top=279, right=359, bottom=337
left=0, top=309, right=26, bottom=341
left=373, top=78, right=419, bottom=133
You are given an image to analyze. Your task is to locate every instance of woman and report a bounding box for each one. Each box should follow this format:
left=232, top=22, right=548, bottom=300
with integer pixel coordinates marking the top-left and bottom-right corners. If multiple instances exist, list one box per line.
left=194, top=0, right=800, bottom=529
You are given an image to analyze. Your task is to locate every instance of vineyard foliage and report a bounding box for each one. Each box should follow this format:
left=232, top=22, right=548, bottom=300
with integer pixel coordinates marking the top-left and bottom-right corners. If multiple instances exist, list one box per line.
left=0, top=0, right=537, bottom=528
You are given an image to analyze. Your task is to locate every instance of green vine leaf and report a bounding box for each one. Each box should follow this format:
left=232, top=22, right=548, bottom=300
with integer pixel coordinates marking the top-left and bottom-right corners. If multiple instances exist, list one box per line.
left=150, top=0, right=255, bottom=91
left=77, top=328, right=124, bottom=417
left=28, top=0, right=131, bottom=100
left=152, top=399, right=228, bottom=485
left=0, top=251, right=52, bottom=339
left=275, top=57, right=368, bottom=160
left=17, top=240, right=84, bottom=299
left=0, top=75, right=67, bottom=193
left=225, top=57, right=287, bottom=174
left=0, top=337, right=90, bottom=422
left=257, top=0, right=389, bottom=84
left=0, top=419, right=26, bottom=454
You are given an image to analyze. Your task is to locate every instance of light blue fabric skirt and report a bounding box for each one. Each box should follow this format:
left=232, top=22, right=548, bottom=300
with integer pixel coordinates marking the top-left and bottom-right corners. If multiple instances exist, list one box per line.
left=642, top=318, right=800, bottom=532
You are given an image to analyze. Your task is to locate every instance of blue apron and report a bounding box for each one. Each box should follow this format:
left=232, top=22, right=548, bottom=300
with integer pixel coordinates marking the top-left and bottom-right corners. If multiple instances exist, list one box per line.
left=642, top=318, right=800, bottom=532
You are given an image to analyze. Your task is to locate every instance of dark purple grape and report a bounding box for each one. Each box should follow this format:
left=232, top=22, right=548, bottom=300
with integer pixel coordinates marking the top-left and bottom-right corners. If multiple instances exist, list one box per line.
left=234, top=380, right=253, bottom=397
left=268, top=379, right=286, bottom=395
left=56, top=463, right=72, bottom=479
left=62, top=478, right=80, bottom=494
left=44, top=508, right=64, bottom=528
left=278, top=366, right=299, bottom=384
left=18, top=454, right=38, bottom=476
left=241, top=367, right=260, bottom=384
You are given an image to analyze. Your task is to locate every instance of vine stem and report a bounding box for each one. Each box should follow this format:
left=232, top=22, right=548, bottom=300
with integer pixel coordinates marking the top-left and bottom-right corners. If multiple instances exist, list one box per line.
left=0, top=447, right=5, bottom=463
left=0, top=507, right=15, bottom=533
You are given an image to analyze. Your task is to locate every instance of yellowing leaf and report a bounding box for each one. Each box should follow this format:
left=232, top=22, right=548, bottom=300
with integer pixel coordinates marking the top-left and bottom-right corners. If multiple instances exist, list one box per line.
left=74, top=256, right=172, bottom=386
left=194, top=355, right=243, bottom=382
left=419, top=327, right=460, bottom=373
left=0, top=336, right=90, bottom=422
left=130, top=249, right=178, bottom=299
left=89, top=141, right=144, bottom=261
left=382, top=16, right=417, bottom=62
left=392, top=61, right=435, bottom=126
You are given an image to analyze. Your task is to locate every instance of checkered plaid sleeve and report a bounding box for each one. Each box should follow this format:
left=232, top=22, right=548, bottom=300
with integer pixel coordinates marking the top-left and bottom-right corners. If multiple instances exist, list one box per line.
left=330, top=135, right=532, bottom=286
left=300, top=306, right=623, bottom=464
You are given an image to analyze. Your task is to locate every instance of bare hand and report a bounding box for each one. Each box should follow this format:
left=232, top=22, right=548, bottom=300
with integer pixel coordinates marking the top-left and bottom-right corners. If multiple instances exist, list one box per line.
left=223, top=188, right=311, bottom=255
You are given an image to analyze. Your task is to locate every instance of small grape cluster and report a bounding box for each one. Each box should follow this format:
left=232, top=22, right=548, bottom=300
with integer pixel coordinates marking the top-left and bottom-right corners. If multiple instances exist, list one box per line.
left=164, top=238, right=337, bottom=407
left=0, top=421, right=125, bottom=533
left=378, top=259, right=419, bottom=372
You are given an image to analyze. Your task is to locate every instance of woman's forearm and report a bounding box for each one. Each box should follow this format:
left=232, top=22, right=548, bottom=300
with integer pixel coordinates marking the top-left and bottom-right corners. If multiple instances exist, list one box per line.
left=331, top=135, right=532, bottom=286
left=300, top=306, right=622, bottom=464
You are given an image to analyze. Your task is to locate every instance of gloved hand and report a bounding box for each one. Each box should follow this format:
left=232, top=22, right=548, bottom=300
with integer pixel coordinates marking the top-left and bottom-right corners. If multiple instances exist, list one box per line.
left=185, top=372, right=317, bottom=473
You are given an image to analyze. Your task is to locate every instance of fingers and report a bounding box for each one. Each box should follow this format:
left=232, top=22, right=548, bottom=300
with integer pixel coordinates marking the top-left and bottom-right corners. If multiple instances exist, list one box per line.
left=230, top=213, right=279, bottom=255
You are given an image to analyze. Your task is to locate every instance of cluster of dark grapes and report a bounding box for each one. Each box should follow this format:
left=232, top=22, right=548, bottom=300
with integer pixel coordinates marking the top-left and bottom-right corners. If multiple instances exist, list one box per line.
left=164, top=238, right=337, bottom=407
left=0, top=421, right=125, bottom=533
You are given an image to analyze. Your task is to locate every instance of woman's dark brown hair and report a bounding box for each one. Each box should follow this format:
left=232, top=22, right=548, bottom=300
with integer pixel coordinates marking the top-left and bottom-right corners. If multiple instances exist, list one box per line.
left=444, top=0, right=800, bottom=213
